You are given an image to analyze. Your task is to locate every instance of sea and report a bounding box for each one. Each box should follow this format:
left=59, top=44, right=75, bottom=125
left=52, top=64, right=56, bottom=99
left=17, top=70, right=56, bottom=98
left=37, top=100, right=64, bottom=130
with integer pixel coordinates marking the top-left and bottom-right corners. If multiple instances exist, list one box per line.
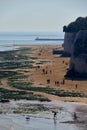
left=0, top=32, right=64, bottom=51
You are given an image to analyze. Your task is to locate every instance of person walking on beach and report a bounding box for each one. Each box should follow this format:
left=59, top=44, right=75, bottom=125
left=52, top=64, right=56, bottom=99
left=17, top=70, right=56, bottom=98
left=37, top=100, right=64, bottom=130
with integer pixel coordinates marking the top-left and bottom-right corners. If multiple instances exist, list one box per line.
left=73, top=112, right=77, bottom=120
left=52, top=111, right=57, bottom=119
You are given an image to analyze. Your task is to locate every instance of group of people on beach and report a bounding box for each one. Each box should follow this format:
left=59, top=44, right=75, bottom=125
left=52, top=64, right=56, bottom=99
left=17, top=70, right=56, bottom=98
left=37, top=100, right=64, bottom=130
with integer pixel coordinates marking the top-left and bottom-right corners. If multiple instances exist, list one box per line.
left=26, top=111, right=77, bottom=121
left=52, top=111, right=77, bottom=120
left=37, top=65, right=66, bottom=86
left=37, top=65, right=78, bottom=89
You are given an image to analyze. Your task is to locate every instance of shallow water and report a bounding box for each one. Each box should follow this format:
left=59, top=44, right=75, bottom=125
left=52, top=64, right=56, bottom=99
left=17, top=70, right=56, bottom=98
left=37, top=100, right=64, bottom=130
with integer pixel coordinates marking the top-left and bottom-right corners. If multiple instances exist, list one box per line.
left=0, top=100, right=86, bottom=130
left=0, top=114, right=78, bottom=130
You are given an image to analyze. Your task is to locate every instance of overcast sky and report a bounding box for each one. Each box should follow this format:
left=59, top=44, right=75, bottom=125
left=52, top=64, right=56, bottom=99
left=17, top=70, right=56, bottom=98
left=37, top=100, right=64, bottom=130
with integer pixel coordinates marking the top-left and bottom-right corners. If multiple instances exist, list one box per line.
left=0, top=0, right=87, bottom=32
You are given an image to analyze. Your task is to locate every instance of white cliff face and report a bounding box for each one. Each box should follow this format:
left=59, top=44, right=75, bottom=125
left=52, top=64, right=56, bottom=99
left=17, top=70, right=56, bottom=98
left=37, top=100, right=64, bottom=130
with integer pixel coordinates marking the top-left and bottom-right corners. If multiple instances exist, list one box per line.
left=64, top=32, right=76, bottom=54
left=69, top=30, right=87, bottom=74
left=63, top=17, right=87, bottom=77
left=70, top=55, right=87, bottom=73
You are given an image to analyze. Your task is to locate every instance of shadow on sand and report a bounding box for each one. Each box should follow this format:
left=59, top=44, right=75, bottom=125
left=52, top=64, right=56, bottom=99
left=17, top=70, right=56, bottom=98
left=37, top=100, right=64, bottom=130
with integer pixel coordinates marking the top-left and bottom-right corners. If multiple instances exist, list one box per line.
left=64, top=69, right=87, bottom=81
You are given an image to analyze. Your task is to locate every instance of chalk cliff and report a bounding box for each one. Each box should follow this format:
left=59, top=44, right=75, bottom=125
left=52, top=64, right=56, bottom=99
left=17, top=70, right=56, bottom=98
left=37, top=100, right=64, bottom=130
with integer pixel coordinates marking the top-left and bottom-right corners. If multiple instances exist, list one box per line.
left=63, top=17, right=87, bottom=78
left=63, top=32, right=76, bottom=54
left=63, top=17, right=87, bottom=55
left=70, top=30, right=87, bottom=74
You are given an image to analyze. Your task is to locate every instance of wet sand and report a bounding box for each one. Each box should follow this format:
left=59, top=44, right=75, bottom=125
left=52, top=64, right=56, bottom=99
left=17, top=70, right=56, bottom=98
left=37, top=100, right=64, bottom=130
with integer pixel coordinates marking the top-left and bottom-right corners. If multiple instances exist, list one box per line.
left=0, top=100, right=87, bottom=130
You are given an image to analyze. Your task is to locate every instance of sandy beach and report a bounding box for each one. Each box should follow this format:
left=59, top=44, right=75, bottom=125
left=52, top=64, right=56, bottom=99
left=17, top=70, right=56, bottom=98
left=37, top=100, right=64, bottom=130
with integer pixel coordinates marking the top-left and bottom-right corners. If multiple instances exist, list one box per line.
left=0, top=45, right=87, bottom=130
left=19, top=45, right=87, bottom=103
left=0, top=45, right=87, bottom=103
left=0, top=0, right=87, bottom=129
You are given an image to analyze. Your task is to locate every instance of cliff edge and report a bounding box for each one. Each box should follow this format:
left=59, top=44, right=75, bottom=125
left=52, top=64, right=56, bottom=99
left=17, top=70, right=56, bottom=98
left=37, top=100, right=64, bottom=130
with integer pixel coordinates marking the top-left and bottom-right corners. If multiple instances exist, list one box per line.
left=63, top=17, right=87, bottom=78
left=63, top=17, right=87, bottom=54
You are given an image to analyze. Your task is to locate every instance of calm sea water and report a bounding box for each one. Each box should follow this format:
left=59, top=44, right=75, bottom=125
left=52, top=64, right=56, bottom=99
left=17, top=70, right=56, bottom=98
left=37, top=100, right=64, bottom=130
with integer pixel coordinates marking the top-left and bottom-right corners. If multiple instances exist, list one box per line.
left=0, top=32, right=64, bottom=51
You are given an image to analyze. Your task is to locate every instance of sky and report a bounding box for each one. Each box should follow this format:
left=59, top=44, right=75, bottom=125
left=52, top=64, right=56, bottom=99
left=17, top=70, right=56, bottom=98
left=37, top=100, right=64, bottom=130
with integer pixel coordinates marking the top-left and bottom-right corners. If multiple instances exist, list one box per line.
left=0, top=0, right=87, bottom=32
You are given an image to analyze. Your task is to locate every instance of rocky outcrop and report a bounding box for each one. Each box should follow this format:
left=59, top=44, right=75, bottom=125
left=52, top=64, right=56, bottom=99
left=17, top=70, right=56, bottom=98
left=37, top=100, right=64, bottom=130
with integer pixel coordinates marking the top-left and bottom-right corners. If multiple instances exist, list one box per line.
left=63, top=17, right=87, bottom=78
